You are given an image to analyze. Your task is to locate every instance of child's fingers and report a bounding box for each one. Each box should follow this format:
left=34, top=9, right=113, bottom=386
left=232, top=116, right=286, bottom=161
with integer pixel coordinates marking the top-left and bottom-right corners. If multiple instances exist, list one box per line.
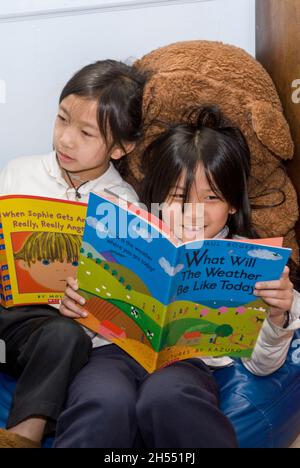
left=282, top=266, right=290, bottom=279
left=254, top=289, right=292, bottom=299
left=255, top=280, right=281, bottom=290
left=263, top=298, right=291, bottom=309
left=65, top=285, right=86, bottom=306
left=60, top=298, right=88, bottom=318
left=60, top=303, right=83, bottom=319
left=255, top=266, right=292, bottom=291
left=66, top=276, right=79, bottom=290
left=255, top=277, right=293, bottom=292
left=256, top=289, right=293, bottom=312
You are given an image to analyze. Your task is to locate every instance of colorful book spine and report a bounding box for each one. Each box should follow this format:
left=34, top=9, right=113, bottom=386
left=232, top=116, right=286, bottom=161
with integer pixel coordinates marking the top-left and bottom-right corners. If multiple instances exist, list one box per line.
left=0, top=213, right=13, bottom=307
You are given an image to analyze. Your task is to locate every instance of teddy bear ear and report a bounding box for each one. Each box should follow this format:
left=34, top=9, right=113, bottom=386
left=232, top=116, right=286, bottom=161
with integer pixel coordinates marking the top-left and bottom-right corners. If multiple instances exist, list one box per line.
left=249, top=101, right=294, bottom=159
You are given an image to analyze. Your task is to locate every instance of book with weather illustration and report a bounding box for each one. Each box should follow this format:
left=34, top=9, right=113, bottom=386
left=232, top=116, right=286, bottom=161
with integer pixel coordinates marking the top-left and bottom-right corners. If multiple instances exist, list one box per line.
left=76, top=192, right=292, bottom=373
left=0, top=195, right=87, bottom=307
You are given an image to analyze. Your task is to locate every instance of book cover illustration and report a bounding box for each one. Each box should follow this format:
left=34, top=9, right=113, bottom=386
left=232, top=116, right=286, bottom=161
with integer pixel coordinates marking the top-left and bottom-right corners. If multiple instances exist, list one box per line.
left=0, top=195, right=87, bottom=307
left=77, top=193, right=292, bottom=373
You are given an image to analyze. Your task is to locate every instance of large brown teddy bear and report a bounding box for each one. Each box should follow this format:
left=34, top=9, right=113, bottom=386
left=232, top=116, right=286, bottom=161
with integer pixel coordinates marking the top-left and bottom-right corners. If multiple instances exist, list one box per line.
left=128, top=41, right=299, bottom=263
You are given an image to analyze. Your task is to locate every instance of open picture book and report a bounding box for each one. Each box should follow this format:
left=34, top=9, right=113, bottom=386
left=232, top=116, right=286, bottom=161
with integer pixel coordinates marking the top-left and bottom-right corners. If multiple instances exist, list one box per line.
left=76, top=192, right=292, bottom=373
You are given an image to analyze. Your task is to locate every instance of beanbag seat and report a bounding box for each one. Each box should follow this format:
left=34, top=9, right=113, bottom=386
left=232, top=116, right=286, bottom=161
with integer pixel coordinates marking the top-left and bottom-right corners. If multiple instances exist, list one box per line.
left=215, top=330, right=300, bottom=447
left=1, top=332, right=300, bottom=448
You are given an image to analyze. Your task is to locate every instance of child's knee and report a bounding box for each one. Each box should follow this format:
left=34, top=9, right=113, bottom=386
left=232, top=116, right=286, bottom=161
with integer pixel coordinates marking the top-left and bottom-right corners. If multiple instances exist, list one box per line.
left=137, top=383, right=178, bottom=420
left=37, top=316, right=91, bottom=353
left=68, top=385, right=136, bottom=425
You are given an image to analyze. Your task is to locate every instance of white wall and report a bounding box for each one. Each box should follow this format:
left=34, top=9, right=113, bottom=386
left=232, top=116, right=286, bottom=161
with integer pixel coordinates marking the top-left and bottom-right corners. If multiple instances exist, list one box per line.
left=0, top=0, right=255, bottom=166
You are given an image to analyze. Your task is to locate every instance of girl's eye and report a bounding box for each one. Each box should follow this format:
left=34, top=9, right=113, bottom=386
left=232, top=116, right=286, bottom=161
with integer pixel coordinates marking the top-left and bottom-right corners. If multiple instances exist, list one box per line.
left=58, top=114, right=67, bottom=123
left=42, top=259, right=51, bottom=266
left=170, top=194, right=185, bottom=200
left=82, top=130, right=94, bottom=138
left=72, top=261, right=79, bottom=267
left=205, top=195, right=220, bottom=201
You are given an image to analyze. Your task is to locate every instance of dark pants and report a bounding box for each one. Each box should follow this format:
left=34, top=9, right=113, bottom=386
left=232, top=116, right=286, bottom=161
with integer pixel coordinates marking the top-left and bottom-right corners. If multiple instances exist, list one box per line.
left=54, top=345, right=238, bottom=448
left=0, top=305, right=92, bottom=433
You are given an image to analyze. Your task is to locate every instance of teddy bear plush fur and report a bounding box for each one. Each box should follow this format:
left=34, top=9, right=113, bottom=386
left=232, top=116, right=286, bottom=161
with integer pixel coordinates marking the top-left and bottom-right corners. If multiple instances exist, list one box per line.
left=128, top=41, right=299, bottom=263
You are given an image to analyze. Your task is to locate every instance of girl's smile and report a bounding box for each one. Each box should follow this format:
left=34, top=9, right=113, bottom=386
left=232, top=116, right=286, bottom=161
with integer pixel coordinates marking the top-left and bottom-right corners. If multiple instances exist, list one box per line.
left=164, top=164, right=236, bottom=242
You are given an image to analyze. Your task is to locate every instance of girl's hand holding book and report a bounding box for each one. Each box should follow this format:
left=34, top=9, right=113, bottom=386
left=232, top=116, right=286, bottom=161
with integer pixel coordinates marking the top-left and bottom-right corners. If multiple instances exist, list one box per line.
left=254, top=266, right=294, bottom=327
left=60, top=277, right=88, bottom=319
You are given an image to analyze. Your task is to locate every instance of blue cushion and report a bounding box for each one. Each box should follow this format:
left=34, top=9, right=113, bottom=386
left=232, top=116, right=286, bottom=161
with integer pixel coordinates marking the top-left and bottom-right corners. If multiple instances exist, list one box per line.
left=0, top=373, right=53, bottom=448
left=1, top=332, right=300, bottom=448
left=215, top=330, right=300, bottom=447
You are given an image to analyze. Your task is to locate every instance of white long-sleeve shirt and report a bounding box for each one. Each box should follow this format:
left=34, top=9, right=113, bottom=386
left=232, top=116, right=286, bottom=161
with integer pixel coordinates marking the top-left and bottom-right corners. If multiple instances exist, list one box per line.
left=1, top=151, right=299, bottom=376
left=0, top=151, right=138, bottom=203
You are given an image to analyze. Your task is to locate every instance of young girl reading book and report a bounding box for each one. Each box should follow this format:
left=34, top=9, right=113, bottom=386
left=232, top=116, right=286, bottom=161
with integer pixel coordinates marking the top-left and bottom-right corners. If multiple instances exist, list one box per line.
left=56, top=106, right=300, bottom=448
left=0, top=60, right=147, bottom=448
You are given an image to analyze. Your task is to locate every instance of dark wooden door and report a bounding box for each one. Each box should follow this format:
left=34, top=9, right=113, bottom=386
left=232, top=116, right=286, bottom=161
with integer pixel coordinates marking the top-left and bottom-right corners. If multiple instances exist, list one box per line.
left=256, top=0, right=300, bottom=243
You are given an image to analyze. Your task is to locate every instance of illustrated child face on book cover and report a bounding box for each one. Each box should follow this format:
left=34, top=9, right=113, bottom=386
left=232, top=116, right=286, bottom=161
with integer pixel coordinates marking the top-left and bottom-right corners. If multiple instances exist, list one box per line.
left=13, top=232, right=81, bottom=293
